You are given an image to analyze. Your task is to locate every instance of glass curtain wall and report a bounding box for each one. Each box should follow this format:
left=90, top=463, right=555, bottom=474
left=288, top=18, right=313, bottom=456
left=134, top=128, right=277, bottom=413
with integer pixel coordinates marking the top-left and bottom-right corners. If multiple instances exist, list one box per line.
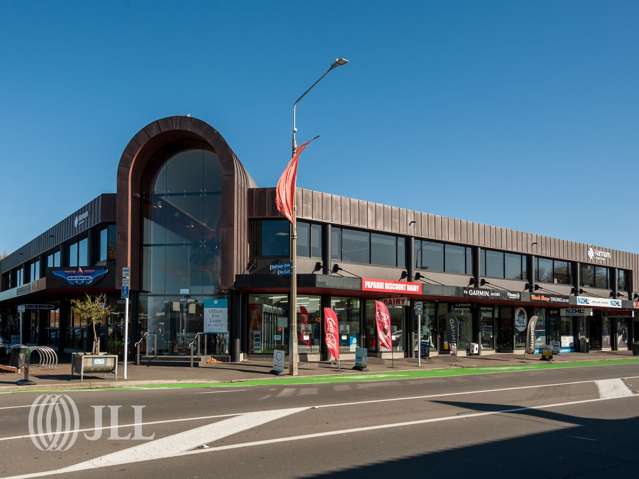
left=139, top=149, right=223, bottom=355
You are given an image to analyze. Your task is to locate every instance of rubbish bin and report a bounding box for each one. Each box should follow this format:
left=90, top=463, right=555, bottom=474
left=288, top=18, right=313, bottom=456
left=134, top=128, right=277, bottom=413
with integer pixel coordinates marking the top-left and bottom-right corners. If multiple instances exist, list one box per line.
left=9, top=345, right=29, bottom=371
left=420, top=340, right=430, bottom=359
left=632, top=342, right=639, bottom=356
left=10, top=345, right=36, bottom=385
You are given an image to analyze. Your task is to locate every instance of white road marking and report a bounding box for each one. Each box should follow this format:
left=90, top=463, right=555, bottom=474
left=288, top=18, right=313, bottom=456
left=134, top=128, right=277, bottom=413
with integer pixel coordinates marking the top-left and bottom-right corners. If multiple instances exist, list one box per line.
left=595, top=378, right=633, bottom=399
left=568, top=435, right=598, bottom=442
left=0, top=377, right=609, bottom=444
left=0, top=412, right=238, bottom=443
left=298, top=388, right=318, bottom=396
left=0, top=402, right=59, bottom=411
left=276, top=388, right=296, bottom=398
left=6, top=407, right=307, bottom=479
left=196, top=389, right=248, bottom=395
left=7, top=394, right=636, bottom=479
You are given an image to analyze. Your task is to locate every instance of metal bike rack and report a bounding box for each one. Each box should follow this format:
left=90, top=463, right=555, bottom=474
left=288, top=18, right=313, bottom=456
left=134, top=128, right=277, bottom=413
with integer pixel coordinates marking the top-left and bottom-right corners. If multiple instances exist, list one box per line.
left=11, top=345, right=59, bottom=385
left=189, top=332, right=203, bottom=368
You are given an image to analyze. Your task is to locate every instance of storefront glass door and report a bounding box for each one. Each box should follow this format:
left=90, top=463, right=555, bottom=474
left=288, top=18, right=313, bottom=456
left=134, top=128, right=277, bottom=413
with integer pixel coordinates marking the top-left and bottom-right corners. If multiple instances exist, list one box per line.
left=496, top=307, right=514, bottom=352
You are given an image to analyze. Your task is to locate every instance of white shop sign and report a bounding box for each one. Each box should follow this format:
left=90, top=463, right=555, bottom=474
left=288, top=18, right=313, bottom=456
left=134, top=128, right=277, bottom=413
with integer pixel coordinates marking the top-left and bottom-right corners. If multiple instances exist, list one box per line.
left=576, top=296, right=622, bottom=309
left=204, top=297, right=229, bottom=333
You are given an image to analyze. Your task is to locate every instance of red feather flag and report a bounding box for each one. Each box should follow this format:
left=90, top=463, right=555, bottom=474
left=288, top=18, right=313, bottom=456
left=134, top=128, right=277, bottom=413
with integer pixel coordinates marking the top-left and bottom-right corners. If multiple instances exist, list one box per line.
left=275, top=140, right=313, bottom=223
left=323, top=307, right=340, bottom=361
left=375, top=300, right=393, bottom=351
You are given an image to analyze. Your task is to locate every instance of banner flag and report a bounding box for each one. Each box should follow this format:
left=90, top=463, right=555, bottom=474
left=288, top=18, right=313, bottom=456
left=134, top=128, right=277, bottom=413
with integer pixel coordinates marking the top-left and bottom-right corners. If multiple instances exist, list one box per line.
left=374, top=300, right=393, bottom=351
left=323, top=307, right=340, bottom=361
left=275, top=140, right=313, bottom=223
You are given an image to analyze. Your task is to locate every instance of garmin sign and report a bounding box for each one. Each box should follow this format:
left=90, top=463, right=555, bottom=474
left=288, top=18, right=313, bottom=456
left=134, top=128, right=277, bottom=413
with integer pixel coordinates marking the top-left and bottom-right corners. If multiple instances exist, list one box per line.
left=587, top=247, right=611, bottom=262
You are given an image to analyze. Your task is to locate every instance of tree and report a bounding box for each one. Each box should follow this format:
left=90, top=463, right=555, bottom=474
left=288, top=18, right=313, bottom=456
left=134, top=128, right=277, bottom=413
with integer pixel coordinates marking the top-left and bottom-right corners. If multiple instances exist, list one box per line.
left=71, top=294, right=111, bottom=355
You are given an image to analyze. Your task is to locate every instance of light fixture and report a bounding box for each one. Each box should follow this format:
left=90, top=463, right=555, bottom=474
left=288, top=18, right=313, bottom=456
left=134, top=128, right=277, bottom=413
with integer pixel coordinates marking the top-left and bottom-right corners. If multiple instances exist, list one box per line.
left=313, top=262, right=323, bottom=273
left=332, top=57, right=349, bottom=68
left=400, top=271, right=409, bottom=280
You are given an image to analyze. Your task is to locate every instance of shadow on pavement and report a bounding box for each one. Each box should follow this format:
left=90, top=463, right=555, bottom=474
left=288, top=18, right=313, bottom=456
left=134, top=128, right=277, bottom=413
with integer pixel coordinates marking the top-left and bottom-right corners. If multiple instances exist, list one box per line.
left=304, top=399, right=639, bottom=479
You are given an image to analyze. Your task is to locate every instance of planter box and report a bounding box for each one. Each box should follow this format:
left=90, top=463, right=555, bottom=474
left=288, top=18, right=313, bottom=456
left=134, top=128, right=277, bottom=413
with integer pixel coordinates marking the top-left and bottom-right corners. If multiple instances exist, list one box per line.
left=71, top=353, right=118, bottom=381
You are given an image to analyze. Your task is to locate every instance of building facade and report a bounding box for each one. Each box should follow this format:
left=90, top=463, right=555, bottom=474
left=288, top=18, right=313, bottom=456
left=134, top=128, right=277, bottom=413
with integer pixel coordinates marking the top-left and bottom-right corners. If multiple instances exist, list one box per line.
left=1, top=116, right=638, bottom=362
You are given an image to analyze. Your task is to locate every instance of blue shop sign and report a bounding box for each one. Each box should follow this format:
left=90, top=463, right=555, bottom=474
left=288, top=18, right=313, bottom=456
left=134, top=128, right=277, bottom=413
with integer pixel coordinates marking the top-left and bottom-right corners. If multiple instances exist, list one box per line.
left=51, top=267, right=108, bottom=286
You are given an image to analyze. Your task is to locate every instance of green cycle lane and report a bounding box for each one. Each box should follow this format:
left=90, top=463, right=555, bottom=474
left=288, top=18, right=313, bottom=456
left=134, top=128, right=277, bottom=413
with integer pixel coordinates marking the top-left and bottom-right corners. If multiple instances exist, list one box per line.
left=4, top=357, right=639, bottom=394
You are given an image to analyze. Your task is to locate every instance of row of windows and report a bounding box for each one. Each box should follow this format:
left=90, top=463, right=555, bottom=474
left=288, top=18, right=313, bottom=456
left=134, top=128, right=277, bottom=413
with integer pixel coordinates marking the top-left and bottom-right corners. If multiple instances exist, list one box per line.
left=330, top=227, right=406, bottom=267
left=2, top=225, right=115, bottom=291
left=479, top=249, right=528, bottom=280
left=415, top=240, right=473, bottom=275
left=259, top=221, right=408, bottom=267
left=536, top=257, right=571, bottom=285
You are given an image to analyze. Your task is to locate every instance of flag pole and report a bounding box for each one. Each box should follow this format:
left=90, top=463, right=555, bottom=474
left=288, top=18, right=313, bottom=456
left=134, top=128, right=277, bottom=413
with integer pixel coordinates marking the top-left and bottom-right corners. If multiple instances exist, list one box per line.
left=287, top=58, right=349, bottom=376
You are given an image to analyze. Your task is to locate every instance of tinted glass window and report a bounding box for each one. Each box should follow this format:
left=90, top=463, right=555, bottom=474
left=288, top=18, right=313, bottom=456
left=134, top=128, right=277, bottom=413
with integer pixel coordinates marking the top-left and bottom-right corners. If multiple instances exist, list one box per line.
left=554, top=260, right=571, bottom=284
left=445, top=244, right=466, bottom=274
left=485, top=250, right=504, bottom=279
left=480, top=249, right=485, bottom=276
left=505, top=253, right=523, bottom=280
left=78, top=238, right=88, bottom=266
left=581, top=264, right=595, bottom=287
left=261, top=220, right=290, bottom=257
left=414, top=240, right=422, bottom=269
left=68, top=242, right=78, bottom=267
left=466, top=247, right=473, bottom=275
left=397, top=237, right=406, bottom=268
left=297, top=222, right=310, bottom=257
left=421, top=241, right=443, bottom=272
left=594, top=266, right=609, bottom=289
left=331, top=227, right=341, bottom=260
left=311, top=224, right=322, bottom=258
left=536, top=258, right=553, bottom=283
left=99, top=228, right=108, bottom=262
left=618, top=269, right=628, bottom=291
left=371, top=233, right=397, bottom=267
left=342, top=228, right=370, bottom=264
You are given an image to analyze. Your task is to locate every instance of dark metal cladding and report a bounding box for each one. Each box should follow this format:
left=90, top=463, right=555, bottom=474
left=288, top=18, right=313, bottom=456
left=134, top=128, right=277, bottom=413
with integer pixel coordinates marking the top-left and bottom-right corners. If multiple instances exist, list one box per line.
left=0, top=194, right=115, bottom=274
left=248, top=187, right=639, bottom=289
left=115, top=116, right=255, bottom=292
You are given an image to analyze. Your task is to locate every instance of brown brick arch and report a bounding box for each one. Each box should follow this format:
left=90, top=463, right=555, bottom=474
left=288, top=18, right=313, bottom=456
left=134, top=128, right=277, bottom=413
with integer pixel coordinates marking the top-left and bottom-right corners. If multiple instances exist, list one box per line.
left=115, top=116, right=254, bottom=291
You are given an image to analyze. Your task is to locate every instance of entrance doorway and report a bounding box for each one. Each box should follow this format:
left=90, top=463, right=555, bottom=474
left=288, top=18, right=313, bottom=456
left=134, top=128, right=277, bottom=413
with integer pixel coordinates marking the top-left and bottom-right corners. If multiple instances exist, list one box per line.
left=589, top=316, right=602, bottom=350
left=611, top=318, right=630, bottom=351
left=496, top=307, right=514, bottom=352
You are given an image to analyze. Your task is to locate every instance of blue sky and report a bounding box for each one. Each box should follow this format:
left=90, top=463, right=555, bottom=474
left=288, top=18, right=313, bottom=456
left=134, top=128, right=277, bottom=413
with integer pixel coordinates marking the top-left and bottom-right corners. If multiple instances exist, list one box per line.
left=0, top=1, right=637, bottom=254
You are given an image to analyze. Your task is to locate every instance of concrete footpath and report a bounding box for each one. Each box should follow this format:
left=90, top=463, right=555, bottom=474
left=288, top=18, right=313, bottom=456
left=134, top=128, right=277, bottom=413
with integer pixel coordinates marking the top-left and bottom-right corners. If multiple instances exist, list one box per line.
left=0, top=351, right=636, bottom=392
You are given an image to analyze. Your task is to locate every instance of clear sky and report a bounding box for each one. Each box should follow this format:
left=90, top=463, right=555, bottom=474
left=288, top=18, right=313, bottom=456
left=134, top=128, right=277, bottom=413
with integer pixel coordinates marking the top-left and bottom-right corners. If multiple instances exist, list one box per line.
left=0, top=1, right=637, bottom=255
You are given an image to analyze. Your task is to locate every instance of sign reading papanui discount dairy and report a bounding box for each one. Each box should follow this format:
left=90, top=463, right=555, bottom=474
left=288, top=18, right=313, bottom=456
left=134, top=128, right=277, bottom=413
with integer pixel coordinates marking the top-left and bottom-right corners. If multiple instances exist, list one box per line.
left=361, top=278, right=422, bottom=295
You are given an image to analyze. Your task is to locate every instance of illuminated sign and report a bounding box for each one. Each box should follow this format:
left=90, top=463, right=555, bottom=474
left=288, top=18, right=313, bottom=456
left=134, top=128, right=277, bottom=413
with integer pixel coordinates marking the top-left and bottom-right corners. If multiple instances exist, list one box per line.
left=361, top=278, right=422, bottom=295
left=51, top=267, right=108, bottom=286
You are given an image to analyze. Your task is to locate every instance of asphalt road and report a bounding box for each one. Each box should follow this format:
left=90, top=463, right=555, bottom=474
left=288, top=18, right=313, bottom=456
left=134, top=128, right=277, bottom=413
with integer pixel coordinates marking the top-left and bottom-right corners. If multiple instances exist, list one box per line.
left=2, top=363, right=639, bottom=479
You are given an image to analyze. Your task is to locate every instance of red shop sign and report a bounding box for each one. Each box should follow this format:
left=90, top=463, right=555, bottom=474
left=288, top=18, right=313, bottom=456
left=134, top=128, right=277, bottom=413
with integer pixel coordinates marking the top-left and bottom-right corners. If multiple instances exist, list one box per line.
left=361, top=278, right=422, bottom=295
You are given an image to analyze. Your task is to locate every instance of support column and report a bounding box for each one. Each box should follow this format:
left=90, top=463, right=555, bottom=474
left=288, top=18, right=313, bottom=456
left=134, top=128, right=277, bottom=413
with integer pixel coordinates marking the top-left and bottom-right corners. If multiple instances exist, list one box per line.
left=472, top=247, right=481, bottom=345
left=323, top=224, right=331, bottom=276
left=320, top=295, right=330, bottom=361
left=231, top=291, right=242, bottom=362
left=528, top=254, right=536, bottom=293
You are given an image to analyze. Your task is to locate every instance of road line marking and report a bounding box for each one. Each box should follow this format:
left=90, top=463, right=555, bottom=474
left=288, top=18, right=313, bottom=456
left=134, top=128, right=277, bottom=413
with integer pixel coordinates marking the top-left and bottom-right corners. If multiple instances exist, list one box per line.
left=5, top=407, right=307, bottom=479
left=568, top=435, right=598, bottom=442
left=0, top=377, right=610, bottom=443
left=276, top=388, right=296, bottom=398
left=298, top=388, right=318, bottom=396
left=0, top=412, right=239, bottom=443
left=196, top=389, right=248, bottom=395
left=0, top=375, right=631, bottom=445
left=595, top=379, right=633, bottom=399
left=6, top=394, right=635, bottom=479
left=315, top=379, right=598, bottom=409
left=0, top=402, right=59, bottom=411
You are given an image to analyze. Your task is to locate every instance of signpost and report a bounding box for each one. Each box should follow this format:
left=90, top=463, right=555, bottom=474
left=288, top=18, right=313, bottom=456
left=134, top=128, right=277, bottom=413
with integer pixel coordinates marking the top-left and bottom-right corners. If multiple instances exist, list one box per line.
left=122, top=267, right=130, bottom=380
left=415, top=301, right=423, bottom=367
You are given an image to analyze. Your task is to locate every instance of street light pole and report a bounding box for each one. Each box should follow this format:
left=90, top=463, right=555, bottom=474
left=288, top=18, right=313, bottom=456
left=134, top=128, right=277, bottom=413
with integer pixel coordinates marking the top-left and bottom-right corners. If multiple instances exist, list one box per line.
left=288, top=57, right=348, bottom=376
